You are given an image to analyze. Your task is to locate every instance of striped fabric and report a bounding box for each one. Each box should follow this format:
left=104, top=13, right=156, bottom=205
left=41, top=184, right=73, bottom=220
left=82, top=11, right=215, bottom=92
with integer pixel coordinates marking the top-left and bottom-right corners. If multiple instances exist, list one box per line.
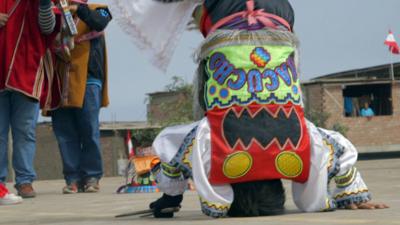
left=38, top=1, right=56, bottom=34
left=125, top=185, right=159, bottom=193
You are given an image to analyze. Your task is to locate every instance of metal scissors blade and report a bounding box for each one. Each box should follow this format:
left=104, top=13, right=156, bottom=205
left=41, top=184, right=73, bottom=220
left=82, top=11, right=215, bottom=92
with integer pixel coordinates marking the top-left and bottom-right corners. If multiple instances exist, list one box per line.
left=115, top=207, right=180, bottom=218
left=115, top=209, right=153, bottom=218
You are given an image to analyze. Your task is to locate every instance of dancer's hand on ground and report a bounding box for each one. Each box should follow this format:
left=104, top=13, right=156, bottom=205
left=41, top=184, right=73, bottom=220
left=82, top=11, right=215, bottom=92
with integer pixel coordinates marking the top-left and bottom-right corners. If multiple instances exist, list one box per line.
left=0, top=13, right=8, bottom=28
left=345, top=201, right=389, bottom=210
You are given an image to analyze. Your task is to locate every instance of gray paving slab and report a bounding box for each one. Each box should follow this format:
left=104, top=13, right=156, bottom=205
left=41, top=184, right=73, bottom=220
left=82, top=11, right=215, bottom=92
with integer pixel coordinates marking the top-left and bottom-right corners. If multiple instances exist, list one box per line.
left=0, top=158, right=399, bottom=225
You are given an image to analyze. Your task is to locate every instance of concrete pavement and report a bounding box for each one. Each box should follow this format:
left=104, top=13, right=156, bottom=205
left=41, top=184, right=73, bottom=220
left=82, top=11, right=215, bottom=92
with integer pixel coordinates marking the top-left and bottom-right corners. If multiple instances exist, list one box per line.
left=0, top=158, right=399, bottom=225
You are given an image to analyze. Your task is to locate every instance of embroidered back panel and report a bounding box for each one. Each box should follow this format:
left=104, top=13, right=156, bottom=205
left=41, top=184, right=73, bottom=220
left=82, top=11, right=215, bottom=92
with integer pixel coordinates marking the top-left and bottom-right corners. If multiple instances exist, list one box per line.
left=205, top=44, right=310, bottom=184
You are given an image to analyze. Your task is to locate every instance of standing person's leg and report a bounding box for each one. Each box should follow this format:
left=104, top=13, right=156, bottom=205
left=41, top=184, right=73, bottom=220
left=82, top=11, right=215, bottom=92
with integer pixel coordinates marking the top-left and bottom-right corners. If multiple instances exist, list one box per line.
left=10, top=91, right=39, bottom=198
left=0, top=92, right=22, bottom=204
left=52, top=107, right=82, bottom=193
left=78, top=84, right=103, bottom=192
left=0, top=91, right=11, bottom=184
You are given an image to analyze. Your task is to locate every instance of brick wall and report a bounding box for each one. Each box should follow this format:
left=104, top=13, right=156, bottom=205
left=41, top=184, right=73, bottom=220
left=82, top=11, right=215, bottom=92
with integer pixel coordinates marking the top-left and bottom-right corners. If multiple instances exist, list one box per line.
left=31, top=124, right=126, bottom=181
left=34, top=125, right=63, bottom=180
left=302, top=83, right=324, bottom=114
left=147, top=92, right=188, bottom=124
left=306, top=82, right=400, bottom=152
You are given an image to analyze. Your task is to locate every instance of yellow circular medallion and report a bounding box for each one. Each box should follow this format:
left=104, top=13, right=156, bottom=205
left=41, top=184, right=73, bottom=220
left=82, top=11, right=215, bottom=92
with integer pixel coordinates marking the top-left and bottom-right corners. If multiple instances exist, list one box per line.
left=275, top=151, right=303, bottom=178
left=223, top=151, right=253, bottom=179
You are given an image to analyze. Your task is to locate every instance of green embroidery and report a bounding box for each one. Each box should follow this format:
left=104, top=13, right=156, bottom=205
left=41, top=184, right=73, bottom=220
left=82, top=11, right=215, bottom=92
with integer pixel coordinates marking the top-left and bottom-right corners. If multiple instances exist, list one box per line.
left=161, top=162, right=181, bottom=178
left=335, top=167, right=357, bottom=188
left=205, top=45, right=301, bottom=110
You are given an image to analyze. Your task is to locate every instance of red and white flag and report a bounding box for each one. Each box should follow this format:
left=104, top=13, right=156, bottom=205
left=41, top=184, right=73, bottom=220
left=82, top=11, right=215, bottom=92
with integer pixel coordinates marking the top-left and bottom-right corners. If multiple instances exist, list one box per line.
left=126, top=130, right=135, bottom=158
left=384, top=30, right=400, bottom=54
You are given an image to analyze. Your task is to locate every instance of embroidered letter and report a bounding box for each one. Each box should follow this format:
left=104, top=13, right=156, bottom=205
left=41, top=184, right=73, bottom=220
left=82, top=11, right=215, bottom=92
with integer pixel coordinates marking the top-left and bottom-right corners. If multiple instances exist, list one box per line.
left=209, top=52, right=225, bottom=71
left=287, top=57, right=298, bottom=82
left=275, top=63, right=292, bottom=86
left=263, top=69, right=279, bottom=91
left=227, top=69, right=246, bottom=90
left=247, top=69, right=263, bottom=93
left=214, top=61, right=234, bottom=85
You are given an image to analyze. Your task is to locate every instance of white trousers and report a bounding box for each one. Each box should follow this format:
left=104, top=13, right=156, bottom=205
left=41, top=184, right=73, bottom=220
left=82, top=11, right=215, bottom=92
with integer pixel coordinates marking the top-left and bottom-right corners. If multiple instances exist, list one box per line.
left=152, top=118, right=370, bottom=217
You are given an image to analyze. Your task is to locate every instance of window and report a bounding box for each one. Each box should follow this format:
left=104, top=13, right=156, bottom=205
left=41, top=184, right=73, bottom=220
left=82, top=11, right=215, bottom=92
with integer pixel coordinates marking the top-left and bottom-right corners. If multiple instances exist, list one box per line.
left=343, top=84, right=392, bottom=117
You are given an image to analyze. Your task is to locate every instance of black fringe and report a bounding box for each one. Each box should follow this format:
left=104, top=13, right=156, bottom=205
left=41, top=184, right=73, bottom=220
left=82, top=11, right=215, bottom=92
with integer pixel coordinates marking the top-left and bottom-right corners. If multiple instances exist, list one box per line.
left=228, top=180, right=286, bottom=217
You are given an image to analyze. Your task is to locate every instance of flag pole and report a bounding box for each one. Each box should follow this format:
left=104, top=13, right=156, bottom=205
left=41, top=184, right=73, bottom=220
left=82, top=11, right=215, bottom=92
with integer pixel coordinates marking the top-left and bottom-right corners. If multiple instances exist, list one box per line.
left=390, top=50, right=395, bottom=80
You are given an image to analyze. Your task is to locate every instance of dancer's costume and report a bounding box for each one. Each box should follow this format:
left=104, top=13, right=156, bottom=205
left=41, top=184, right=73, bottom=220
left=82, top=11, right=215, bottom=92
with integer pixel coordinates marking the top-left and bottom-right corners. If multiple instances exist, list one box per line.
left=111, top=0, right=371, bottom=218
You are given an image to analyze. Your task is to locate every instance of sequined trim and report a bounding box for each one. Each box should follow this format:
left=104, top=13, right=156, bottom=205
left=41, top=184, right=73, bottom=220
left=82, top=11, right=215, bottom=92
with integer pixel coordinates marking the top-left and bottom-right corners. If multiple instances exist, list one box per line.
left=161, top=162, right=181, bottom=178
left=334, top=188, right=369, bottom=199
left=323, top=139, right=335, bottom=174
left=199, top=197, right=230, bottom=218
left=323, top=198, right=337, bottom=212
left=335, top=167, right=357, bottom=188
left=182, top=140, right=195, bottom=171
left=169, top=126, right=198, bottom=178
left=318, top=129, right=345, bottom=180
left=334, top=189, right=371, bottom=208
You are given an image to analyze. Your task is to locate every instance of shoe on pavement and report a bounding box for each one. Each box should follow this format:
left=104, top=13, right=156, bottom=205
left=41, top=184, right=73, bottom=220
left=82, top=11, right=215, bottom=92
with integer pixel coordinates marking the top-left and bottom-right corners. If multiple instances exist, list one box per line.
left=0, top=193, right=23, bottom=205
left=84, top=178, right=100, bottom=193
left=15, top=183, right=36, bottom=198
left=62, top=183, right=79, bottom=194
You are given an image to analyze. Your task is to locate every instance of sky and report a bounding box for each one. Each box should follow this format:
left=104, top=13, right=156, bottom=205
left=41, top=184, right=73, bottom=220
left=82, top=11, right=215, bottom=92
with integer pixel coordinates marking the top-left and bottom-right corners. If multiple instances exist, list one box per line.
left=53, top=0, right=400, bottom=122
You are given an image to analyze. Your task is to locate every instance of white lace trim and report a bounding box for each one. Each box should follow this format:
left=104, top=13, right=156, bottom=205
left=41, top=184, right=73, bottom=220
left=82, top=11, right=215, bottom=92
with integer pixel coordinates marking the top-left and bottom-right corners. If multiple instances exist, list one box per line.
left=109, top=0, right=201, bottom=72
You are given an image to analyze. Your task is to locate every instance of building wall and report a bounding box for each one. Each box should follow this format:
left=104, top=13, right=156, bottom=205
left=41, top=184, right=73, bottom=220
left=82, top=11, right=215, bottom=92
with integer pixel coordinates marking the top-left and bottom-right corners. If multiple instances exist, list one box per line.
left=302, top=83, right=324, bottom=114
left=147, top=92, right=188, bottom=124
left=306, top=82, right=400, bottom=152
left=34, top=125, right=63, bottom=180
left=31, top=124, right=126, bottom=181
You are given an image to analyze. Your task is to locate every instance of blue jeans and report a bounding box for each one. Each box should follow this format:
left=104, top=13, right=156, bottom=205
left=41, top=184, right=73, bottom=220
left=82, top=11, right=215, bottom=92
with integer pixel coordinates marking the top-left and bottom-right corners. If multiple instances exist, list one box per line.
left=0, top=91, right=39, bottom=185
left=51, top=85, right=103, bottom=185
